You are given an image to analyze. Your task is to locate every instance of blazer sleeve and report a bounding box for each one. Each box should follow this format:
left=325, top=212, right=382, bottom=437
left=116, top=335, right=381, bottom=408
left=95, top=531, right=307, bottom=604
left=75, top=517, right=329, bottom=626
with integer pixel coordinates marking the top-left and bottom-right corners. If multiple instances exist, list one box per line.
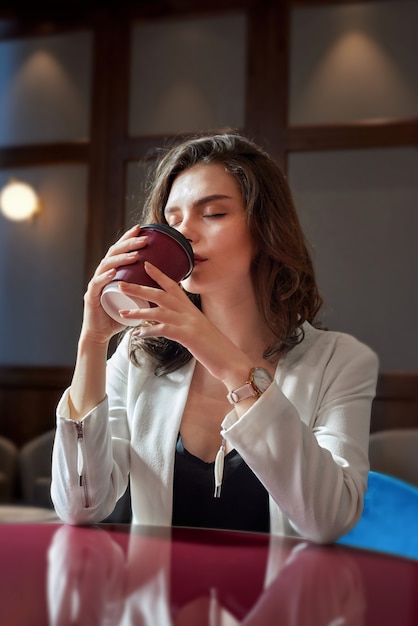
left=50, top=334, right=132, bottom=525
left=221, top=331, right=379, bottom=544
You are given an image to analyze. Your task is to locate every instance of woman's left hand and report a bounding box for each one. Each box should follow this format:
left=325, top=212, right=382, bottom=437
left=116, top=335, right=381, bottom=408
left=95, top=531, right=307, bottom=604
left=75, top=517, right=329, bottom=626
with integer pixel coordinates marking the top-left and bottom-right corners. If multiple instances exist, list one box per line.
left=118, top=261, right=253, bottom=386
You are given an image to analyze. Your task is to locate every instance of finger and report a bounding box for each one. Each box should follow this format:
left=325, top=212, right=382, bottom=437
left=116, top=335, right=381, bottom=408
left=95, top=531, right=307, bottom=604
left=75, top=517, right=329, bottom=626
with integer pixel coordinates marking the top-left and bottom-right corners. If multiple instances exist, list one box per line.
left=119, top=309, right=159, bottom=325
left=118, top=308, right=162, bottom=331
left=143, top=260, right=160, bottom=273
left=119, top=224, right=141, bottom=241
left=86, top=268, right=117, bottom=300
left=118, top=280, right=178, bottom=310
left=143, top=261, right=179, bottom=290
left=104, top=235, right=148, bottom=260
left=96, top=231, right=150, bottom=276
left=130, top=323, right=161, bottom=337
left=103, top=224, right=141, bottom=257
left=98, top=250, right=139, bottom=274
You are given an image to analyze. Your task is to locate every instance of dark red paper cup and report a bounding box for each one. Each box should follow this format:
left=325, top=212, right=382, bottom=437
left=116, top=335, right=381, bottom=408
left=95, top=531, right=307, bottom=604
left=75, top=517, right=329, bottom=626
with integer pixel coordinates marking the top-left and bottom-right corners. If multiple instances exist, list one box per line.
left=100, top=223, right=194, bottom=326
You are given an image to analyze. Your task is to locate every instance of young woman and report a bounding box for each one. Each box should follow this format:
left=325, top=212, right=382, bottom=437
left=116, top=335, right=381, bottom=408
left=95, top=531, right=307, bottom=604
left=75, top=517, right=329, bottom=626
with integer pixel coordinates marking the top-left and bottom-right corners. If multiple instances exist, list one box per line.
left=51, top=131, right=379, bottom=543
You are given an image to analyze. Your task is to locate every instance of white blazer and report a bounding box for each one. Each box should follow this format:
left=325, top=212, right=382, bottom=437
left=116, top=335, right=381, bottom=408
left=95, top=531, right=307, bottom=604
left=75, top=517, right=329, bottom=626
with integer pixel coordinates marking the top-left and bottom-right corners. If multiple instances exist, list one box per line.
left=51, top=322, right=379, bottom=544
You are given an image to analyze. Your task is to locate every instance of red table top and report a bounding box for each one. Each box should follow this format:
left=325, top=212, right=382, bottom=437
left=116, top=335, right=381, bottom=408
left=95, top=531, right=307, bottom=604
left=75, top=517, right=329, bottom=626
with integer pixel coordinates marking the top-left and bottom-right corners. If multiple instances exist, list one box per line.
left=0, top=522, right=417, bottom=625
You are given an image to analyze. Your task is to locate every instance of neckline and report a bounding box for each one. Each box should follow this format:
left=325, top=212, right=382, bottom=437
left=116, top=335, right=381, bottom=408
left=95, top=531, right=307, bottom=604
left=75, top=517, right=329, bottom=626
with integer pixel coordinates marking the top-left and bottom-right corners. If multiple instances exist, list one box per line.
left=177, top=433, right=237, bottom=466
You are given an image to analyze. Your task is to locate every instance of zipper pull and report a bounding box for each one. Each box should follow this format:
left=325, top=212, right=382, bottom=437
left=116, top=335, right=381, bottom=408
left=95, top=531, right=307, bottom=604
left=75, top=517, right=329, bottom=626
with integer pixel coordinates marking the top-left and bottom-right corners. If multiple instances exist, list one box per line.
left=214, top=438, right=226, bottom=498
left=75, top=421, right=90, bottom=508
left=75, top=422, right=84, bottom=486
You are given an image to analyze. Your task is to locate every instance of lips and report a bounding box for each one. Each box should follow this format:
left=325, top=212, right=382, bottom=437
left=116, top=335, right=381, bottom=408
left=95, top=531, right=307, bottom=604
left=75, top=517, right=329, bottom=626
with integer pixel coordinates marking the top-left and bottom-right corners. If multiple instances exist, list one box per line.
left=192, top=254, right=206, bottom=264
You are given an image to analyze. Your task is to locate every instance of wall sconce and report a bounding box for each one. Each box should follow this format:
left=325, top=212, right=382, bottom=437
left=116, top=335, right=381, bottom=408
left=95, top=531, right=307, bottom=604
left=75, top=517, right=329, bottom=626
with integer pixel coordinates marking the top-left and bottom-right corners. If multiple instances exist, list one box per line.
left=0, top=180, right=40, bottom=222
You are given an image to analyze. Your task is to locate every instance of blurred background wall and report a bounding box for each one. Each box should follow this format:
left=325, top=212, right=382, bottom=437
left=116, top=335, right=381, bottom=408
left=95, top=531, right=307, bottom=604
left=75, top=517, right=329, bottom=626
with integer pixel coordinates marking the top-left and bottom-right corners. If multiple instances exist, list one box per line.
left=0, top=0, right=417, bottom=445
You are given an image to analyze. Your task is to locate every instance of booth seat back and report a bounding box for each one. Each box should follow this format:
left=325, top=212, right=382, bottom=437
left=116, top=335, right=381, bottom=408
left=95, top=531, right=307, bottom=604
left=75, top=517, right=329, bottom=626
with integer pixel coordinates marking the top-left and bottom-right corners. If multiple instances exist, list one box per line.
left=369, top=428, right=418, bottom=488
left=19, top=429, right=55, bottom=508
left=0, top=436, right=18, bottom=503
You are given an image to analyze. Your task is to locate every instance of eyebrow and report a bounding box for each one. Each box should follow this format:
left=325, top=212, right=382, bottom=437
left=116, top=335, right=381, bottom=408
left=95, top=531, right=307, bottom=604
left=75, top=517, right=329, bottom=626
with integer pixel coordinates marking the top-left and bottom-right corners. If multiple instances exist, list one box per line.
left=164, top=194, right=233, bottom=214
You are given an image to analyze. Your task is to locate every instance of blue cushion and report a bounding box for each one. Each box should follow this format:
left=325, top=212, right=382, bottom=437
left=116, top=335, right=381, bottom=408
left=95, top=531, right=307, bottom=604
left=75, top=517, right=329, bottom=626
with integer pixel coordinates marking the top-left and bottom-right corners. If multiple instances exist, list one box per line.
left=336, top=471, right=418, bottom=561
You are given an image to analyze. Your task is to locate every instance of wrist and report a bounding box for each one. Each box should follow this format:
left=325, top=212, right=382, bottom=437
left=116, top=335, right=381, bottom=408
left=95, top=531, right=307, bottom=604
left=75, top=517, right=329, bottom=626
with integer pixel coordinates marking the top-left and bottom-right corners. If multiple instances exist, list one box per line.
left=225, top=366, right=273, bottom=405
left=221, top=362, right=254, bottom=393
left=78, top=332, right=110, bottom=355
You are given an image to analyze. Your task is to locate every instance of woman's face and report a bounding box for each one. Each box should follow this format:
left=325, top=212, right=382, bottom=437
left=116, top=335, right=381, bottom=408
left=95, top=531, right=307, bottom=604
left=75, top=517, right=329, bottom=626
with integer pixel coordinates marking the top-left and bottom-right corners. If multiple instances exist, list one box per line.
left=163, top=163, right=255, bottom=297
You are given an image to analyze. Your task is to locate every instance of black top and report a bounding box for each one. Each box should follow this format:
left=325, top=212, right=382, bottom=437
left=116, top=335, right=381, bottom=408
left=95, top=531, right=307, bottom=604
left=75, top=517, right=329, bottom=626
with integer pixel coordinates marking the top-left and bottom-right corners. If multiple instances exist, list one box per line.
left=172, top=434, right=270, bottom=533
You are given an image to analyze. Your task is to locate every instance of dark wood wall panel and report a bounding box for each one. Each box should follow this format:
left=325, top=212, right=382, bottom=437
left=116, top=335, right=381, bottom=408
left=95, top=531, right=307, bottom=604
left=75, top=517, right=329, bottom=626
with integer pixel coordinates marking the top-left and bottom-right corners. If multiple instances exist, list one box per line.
left=286, top=119, right=418, bottom=152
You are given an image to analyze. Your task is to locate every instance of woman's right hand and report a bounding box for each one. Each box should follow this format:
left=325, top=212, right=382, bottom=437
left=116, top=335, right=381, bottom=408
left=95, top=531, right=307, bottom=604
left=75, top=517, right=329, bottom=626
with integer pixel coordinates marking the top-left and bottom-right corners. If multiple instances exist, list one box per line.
left=80, top=224, right=148, bottom=345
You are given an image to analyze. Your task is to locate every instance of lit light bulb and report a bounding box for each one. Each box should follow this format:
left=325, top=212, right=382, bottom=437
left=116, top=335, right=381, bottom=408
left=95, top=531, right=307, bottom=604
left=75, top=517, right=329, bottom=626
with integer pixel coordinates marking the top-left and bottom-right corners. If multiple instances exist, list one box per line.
left=0, top=180, right=39, bottom=221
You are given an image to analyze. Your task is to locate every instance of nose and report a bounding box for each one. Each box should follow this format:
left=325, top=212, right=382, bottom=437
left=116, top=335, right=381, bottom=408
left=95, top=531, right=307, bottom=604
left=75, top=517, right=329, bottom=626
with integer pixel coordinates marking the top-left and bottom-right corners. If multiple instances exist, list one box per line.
left=176, top=214, right=196, bottom=244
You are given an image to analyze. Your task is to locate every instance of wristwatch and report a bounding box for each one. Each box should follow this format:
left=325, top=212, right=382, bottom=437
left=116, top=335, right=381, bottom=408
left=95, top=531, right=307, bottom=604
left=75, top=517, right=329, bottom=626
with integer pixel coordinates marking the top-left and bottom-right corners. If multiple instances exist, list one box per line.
left=227, top=367, right=273, bottom=404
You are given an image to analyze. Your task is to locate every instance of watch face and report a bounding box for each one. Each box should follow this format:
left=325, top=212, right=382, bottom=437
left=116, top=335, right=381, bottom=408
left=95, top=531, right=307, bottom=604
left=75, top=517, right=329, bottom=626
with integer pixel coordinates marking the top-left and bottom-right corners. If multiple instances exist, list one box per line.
left=252, top=367, right=273, bottom=393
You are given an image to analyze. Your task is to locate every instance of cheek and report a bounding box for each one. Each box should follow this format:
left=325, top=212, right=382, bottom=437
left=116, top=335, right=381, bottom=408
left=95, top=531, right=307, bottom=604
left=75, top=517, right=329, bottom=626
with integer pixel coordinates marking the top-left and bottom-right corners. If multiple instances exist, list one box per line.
left=221, top=244, right=254, bottom=277
left=220, top=221, right=252, bottom=251
left=231, top=228, right=255, bottom=262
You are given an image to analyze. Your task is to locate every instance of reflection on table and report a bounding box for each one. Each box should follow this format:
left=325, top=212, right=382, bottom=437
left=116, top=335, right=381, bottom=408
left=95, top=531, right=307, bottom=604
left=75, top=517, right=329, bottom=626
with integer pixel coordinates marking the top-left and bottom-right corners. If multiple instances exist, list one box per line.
left=1, top=522, right=417, bottom=625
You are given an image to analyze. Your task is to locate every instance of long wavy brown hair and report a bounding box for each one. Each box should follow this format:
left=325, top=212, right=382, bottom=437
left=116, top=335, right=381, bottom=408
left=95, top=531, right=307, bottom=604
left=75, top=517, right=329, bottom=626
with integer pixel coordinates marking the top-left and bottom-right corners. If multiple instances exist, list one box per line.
left=128, top=130, right=323, bottom=375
